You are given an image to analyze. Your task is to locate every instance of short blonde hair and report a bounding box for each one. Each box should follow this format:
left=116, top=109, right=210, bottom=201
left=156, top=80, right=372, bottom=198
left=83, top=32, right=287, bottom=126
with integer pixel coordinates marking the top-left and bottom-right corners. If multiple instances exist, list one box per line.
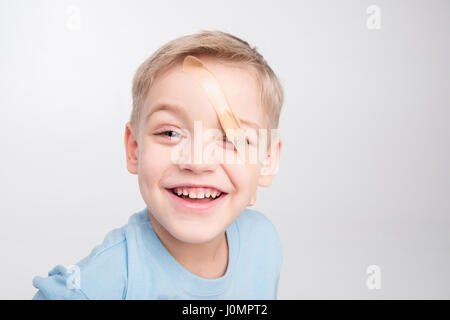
left=131, top=30, right=284, bottom=135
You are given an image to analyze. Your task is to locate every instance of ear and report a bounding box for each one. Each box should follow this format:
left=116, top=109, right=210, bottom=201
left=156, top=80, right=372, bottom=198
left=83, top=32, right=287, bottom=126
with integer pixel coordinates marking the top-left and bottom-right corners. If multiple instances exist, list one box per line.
left=125, top=122, right=139, bottom=175
left=258, top=137, right=282, bottom=187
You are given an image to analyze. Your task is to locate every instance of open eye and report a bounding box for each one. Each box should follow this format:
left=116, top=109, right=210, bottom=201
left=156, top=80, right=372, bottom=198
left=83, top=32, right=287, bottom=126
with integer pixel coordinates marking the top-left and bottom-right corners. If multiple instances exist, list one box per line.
left=155, top=130, right=183, bottom=141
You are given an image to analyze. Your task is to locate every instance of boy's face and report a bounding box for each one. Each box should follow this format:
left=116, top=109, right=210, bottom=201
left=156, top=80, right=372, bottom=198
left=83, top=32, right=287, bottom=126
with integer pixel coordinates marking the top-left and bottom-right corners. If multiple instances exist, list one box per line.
left=125, top=56, right=281, bottom=244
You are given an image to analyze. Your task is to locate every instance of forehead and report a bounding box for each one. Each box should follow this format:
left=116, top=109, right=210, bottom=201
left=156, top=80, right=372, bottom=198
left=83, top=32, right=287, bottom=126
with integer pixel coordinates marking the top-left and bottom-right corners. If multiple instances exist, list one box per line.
left=143, top=56, right=264, bottom=128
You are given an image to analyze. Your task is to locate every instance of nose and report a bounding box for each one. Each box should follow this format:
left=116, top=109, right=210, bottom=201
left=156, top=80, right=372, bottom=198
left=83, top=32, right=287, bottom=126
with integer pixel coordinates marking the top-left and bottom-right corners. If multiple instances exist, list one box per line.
left=176, top=138, right=219, bottom=174
left=179, top=158, right=218, bottom=174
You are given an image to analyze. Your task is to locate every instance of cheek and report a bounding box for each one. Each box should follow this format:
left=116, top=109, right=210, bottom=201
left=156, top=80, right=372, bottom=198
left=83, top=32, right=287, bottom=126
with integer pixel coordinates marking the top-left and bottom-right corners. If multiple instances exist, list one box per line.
left=246, top=163, right=261, bottom=187
left=226, top=163, right=260, bottom=195
left=138, top=143, right=171, bottom=189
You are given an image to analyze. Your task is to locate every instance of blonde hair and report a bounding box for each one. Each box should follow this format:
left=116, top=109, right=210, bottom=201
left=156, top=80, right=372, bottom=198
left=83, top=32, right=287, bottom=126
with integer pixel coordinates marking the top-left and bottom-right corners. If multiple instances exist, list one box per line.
left=131, top=30, right=284, bottom=135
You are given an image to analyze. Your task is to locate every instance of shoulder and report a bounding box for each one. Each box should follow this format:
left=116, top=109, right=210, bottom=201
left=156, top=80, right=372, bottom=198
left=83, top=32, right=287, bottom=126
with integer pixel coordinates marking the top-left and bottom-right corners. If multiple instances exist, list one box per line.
left=235, top=208, right=283, bottom=269
left=32, top=209, right=148, bottom=300
left=235, top=208, right=281, bottom=243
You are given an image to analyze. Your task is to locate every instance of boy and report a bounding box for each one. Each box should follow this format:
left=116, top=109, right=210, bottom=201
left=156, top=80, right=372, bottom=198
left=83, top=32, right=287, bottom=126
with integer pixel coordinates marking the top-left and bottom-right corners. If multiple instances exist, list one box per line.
left=32, top=30, right=284, bottom=299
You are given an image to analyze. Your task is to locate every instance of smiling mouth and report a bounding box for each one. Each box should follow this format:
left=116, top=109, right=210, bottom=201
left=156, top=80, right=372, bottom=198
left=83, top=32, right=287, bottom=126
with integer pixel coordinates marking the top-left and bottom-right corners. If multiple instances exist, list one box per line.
left=168, top=189, right=226, bottom=202
left=167, top=187, right=226, bottom=202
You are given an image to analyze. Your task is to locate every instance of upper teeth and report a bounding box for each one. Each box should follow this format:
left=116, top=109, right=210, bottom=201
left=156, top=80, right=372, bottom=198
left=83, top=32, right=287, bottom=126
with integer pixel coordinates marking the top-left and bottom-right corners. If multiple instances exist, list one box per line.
left=173, top=187, right=221, bottom=199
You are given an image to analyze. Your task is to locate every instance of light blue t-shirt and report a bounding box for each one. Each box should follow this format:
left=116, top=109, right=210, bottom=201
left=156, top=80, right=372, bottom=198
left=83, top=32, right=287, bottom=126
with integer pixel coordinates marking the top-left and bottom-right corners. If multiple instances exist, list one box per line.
left=32, top=207, right=282, bottom=299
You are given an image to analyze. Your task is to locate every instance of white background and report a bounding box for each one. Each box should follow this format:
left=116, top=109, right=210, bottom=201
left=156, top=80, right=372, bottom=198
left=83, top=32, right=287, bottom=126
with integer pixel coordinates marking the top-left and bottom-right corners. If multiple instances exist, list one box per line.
left=1, top=0, right=449, bottom=299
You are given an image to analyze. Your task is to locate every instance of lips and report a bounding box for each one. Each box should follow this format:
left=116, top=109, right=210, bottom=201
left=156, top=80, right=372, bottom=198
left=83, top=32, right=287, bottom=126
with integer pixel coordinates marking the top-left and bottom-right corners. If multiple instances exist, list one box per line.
left=167, top=182, right=224, bottom=190
left=170, top=186, right=223, bottom=199
left=164, top=185, right=227, bottom=212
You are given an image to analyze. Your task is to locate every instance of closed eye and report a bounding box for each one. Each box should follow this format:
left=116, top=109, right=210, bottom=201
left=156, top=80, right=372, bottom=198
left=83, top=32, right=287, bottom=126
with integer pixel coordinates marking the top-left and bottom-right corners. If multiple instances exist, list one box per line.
left=220, top=136, right=251, bottom=151
left=224, top=136, right=251, bottom=145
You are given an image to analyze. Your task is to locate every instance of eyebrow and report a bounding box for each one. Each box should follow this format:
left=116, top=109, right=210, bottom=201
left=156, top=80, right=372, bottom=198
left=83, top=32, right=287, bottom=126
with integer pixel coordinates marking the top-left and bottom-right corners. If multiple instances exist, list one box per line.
left=238, top=118, right=261, bottom=130
left=145, top=103, right=187, bottom=123
left=145, top=102, right=261, bottom=129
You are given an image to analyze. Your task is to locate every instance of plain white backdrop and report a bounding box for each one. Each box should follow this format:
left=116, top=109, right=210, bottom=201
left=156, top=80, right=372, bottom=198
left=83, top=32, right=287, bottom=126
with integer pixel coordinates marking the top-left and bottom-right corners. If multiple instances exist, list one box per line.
left=1, top=0, right=449, bottom=299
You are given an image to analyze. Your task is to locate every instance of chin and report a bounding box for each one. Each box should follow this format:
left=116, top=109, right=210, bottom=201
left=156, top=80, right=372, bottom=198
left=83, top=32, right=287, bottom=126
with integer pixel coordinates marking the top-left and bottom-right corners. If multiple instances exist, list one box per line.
left=167, top=221, right=224, bottom=244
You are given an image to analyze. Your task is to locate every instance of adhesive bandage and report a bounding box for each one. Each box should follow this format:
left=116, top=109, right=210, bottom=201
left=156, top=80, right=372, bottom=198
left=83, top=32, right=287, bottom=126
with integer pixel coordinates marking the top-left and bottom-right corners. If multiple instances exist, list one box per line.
left=182, top=55, right=246, bottom=157
left=182, top=55, right=257, bottom=206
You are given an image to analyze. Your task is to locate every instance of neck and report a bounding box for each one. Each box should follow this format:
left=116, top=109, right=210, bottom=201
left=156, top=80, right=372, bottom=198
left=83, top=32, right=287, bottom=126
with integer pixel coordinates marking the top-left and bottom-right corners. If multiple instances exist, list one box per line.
left=148, top=213, right=229, bottom=279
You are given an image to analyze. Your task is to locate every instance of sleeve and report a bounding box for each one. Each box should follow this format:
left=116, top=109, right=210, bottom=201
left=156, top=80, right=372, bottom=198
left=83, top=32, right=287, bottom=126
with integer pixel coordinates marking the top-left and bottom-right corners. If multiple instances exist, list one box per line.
left=32, top=265, right=90, bottom=300
left=32, top=228, right=129, bottom=300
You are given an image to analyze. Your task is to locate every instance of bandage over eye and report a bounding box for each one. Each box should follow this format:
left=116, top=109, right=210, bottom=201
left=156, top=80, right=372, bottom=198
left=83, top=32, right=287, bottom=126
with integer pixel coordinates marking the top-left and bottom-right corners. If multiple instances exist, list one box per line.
left=182, top=55, right=246, bottom=157
left=182, top=55, right=257, bottom=206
